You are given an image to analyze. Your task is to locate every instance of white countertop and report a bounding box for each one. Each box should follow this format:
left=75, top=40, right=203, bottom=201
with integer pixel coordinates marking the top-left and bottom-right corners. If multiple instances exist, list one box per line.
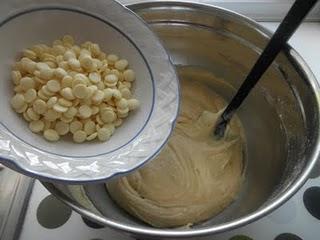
left=260, top=22, right=320, bottom=83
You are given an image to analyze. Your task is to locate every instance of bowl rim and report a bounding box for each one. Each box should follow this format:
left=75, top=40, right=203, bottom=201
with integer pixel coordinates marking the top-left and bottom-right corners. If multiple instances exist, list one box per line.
left=0, top=0, right=180, bottom=183
left=44, top=0, right=320, bottom=237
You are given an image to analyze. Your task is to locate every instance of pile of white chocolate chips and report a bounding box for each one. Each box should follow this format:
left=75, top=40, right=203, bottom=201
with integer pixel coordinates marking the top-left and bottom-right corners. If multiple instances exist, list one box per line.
left=10, top=35, right=140, bottom=143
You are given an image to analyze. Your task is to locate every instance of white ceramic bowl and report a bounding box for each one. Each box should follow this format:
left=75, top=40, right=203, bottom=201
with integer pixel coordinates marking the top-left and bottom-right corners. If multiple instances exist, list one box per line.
left=0, top=0, right=179, bottom=183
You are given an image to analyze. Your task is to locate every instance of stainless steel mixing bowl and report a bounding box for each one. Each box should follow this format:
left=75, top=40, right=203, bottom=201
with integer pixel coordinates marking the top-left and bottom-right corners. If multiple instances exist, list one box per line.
left=43, top=1, right=320, bottom=238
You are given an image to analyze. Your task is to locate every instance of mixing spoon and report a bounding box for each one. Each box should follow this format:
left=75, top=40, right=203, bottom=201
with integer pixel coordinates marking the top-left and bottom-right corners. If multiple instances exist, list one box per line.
left=214, top=0, right=318, bottom=138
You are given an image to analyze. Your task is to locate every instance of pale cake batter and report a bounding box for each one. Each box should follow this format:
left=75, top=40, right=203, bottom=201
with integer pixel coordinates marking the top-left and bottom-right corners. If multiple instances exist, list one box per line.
left=106, top=78, right=245, bottom=228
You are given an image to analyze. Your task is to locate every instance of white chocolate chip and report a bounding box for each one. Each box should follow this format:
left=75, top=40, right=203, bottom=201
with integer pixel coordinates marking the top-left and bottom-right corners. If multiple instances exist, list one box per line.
left=107, top=54, right=119, bottom=65
left=91, top=106, right=99, bottom=115
left=47, top=80, right=61, bottom=93
left=86, top=85, right=98, bottom=99
left=44, top=129, right=60, bottom=142
left=38, top=90, right=49, bottom=101
left=78, top=105, right=92, bottom=118
left=29, top=120, right=44, bottom=133
left=24, top=89, right=37, bottom=103
left=39, top=68, right=54, bottom=80
left=89, top=72, right=101, bottom=83
left=12, top=71, right=22, bottom=85
left=114, top=118, right=123, bottom=127
left=68, top=58, right=81, bottom=70
left=128, top=99, right=140, bottom=111
left=61, top=76, right=73, bottom=88
left=117, top=111, right=128, bottom=119
left=97, top=128, right=111, bottom=141
left=64, top=50, right=76, bottom=61
left=47, top=96, right=58, bottom=108
left=96, top=115, right=104, bottom=125
left=104, top=74, right=118, bottom=87
left=62, top=35, right=74, bottom=45
left=53, top=103, right=68, bottom=113
left=60, top=87, right=75, bottom=100
left=114, top=59, right=128, bottom=71
left=80, top=56, right=95, bottom=71
left=73, top=130, right=87, bottom=143
left=120, top=88, right=131, bottom=99
left=100, top=109, right=116, bottom=123
left=54, top=68, right=67, bottom=79
left=43, top=120, right=52, bottom=130
left=21, top=58, right=36, bottom=73
left=63, top=107, right=77, bottom=118
left=70, top=120, right=83, bottom=134
left=20, top=77, right=35, bottom=91
left=73, top=84, right=88, bottom=99
left=14, top=85, right=24, bottom=93
left=33, top=99, right=47, bottom=114
left=60, top=115, right=74, bottom=123
left=44, top=109, right=60, bottom=121
left=123, top=69, right=135, bottom=82
left=103, top=123, right=115, bottom=135
left=116, top=98, right=128, bottom=109
left=84, top=120, right=96, bottom=135
left=112, top=89, right=122, bottom=100
left=86, top=132, right=98, bottom=141
left=74, top=73, right=88, bottom=85
left=26, top=108, right=40, bottom=121
left=122, top=81, right=132, bottom=89
left=11, top=94, right=25, bottom=109
left=23, top=111, right=32, bottom=122
left=101, top=89, right=112, bottom=101
left=92, top=90, right=104, bottom=104
left=16, top=103, right=28, bottom=113
left=55, top=121, right=69, bottom=135
left=23, top=49, right=37, bottom=60
left=96, top=81, right=105, bottom=90
left=58, top=98, right=73, bottom=107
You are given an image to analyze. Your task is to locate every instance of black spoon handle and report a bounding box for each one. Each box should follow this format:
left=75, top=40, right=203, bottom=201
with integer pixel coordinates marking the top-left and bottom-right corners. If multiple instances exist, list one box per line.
left=214, top=0, right=318, bottom=137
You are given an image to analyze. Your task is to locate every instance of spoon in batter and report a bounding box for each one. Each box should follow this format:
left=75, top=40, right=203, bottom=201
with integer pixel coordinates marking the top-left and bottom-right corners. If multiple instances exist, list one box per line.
left=214, top=0, right=318, bottom=138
